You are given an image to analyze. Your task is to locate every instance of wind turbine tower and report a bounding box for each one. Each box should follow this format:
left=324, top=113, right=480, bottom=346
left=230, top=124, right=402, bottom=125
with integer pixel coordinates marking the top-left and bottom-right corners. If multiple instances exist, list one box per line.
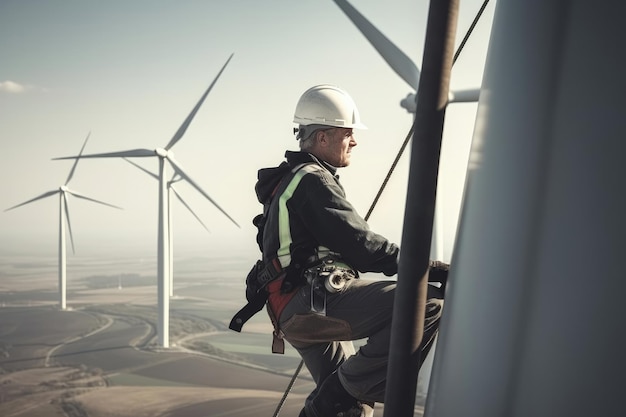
left=54, top=55, right=239, bottom=348
left=124, top=158, right=210, bottom=298
left=4, top=133, right=122, bottom=310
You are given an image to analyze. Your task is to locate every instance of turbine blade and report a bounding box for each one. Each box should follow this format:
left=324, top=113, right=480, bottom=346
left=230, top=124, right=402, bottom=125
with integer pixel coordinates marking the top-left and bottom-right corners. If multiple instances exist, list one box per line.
left=65, top=189, right=123, bottom=210
left=171, top=186, right=210, bottom=232
left=53, top=149, right=155, bottom=160
left=123, top=157, right=159, bottom=180
left=334, top=0, right=420, bottom=90
left=4, top=190, right=59, bottom=211
left=65, top=131, right=90, bottom=185
left=164, top=53, right=234, bottom=150
left=448, top=88, right=481, bottom=103
left=63, top=193, right=76, bottom=255
left=166, top=156, right=240, bottom=228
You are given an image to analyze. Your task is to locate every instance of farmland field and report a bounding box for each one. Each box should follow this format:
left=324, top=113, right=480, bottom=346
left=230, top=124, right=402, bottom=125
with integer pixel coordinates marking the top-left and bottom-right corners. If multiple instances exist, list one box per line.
left=0, top=253, right=399, bottom=416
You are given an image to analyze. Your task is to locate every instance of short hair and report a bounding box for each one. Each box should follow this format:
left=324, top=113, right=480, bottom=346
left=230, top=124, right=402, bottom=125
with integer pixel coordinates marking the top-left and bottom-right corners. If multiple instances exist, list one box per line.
left=299, top=127, right=336, bottom=150
left=299, top=135, right=315, bottom=150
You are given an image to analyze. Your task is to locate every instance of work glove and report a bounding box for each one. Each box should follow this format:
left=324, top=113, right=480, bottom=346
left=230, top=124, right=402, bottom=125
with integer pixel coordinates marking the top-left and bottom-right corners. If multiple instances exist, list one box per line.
left=428, top=260, right=450, bottom=294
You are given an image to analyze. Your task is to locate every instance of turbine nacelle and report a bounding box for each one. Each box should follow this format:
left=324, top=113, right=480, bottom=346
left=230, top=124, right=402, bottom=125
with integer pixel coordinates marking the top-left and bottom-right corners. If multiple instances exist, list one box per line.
left=155, top=148, right=169, bottom=158
left=400, top=93, right=417, bottom=113
left=400, top=89, right=482, bottom=114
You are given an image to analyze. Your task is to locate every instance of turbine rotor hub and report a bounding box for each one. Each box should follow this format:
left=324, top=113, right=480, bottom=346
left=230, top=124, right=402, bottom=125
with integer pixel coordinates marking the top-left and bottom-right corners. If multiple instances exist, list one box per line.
left=400, top=93, right=417, bottom=114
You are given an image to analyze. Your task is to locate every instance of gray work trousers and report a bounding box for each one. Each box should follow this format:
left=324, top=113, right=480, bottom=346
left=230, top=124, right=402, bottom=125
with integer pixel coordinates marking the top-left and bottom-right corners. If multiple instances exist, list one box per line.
left=278, top=277, right=444, bottom=404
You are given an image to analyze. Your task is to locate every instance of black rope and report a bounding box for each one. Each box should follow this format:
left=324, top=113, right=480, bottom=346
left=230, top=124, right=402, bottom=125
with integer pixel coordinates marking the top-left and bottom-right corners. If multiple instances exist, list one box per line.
left=365, top=0, right=491, bottom=221
left=272, top=359, right=305, bottom=417
left=364, top=122, right=415, bottom=222
left=272, top=1, right=491, bottom=415
left=453, top=0, right=491, bottom=64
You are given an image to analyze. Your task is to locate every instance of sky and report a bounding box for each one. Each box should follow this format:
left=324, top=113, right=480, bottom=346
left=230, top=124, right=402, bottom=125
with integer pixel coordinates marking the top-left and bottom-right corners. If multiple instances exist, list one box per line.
left=0, top=0, right=496, bottom=263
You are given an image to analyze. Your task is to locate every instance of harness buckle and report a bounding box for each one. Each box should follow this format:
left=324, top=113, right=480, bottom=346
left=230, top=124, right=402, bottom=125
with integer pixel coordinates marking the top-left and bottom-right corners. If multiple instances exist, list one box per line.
left=304, top=255, right=357, bottom=314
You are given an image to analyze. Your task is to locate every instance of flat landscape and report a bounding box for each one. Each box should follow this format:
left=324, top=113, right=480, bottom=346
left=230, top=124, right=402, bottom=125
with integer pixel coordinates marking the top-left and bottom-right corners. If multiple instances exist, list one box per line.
left=0, top=252, right=408, bottom=417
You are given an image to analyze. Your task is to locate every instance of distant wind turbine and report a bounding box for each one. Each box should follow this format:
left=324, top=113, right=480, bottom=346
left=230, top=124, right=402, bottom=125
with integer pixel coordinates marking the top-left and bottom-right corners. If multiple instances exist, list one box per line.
left=123, top=157, right=210, bottom=298
left=4, top=133, right=122, bottom=310
left=334, top=0, right=481, bottom=260
left=53, top=54, right=239, bottom=348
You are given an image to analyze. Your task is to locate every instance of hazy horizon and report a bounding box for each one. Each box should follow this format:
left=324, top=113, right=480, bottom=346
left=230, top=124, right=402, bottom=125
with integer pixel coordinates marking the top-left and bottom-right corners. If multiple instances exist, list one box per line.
left=0, top=0, right=497, bottom=264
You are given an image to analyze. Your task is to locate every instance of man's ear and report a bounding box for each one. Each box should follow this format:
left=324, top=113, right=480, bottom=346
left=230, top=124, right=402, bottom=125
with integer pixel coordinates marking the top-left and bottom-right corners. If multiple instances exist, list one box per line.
left=317, top=130, right=329, bottom=147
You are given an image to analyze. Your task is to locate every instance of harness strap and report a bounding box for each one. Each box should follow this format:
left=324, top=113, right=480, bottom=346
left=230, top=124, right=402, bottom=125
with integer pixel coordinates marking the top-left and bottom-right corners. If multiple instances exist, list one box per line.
left=267, top=277, right=301, bottom=354
left=230, top=163, right=325, bottom=336
left=256, top=258, right=283, bottom=288
left=229, top=292, right=267, bottom=333
left=229, top=258, right=284, bottom=332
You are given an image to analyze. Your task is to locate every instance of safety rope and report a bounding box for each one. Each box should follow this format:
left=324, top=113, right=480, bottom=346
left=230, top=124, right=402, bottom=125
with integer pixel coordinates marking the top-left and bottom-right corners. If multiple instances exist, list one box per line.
left=272, top=1, right=491, bottom=415
left=366, top=0, right=491, bottom=221
left=271, top=358, right=305, bottom=417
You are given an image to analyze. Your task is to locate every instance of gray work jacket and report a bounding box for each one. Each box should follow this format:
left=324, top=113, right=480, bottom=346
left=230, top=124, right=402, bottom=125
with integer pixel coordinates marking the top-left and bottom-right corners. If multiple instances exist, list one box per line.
left=255, top=151, right=399, bottom=277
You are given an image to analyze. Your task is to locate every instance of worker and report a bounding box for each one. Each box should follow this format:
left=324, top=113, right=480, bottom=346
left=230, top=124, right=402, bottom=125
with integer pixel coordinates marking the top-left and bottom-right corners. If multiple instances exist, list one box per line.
left=236, top=84, right=446, bottom=417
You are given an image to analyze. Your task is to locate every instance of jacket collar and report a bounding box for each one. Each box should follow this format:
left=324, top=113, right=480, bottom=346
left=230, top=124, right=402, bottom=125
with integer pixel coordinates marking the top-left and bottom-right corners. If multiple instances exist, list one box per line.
left=284, top=151, right=338, bottom=177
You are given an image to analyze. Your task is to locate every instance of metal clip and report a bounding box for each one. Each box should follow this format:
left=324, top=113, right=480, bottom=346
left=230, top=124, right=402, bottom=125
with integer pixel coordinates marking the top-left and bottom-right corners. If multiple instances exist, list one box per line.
left=323, top=269, right=347, bottom=293
left=310, top=276, right=327, bottom=315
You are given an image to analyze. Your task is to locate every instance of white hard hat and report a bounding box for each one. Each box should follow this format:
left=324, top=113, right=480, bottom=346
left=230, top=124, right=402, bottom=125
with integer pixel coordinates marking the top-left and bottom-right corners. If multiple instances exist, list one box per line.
left=293, top=85, right=367, bottom=130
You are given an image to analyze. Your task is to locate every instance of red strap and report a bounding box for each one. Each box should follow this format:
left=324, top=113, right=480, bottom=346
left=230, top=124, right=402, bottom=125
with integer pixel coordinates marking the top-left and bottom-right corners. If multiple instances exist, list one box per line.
left=267, top=277, right=299, bottom=325
left=266, top=277, right=300, bottom=354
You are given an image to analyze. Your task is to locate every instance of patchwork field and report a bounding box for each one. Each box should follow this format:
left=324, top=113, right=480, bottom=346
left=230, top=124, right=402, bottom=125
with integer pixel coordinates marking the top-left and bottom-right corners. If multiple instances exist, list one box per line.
left=0, top=254, right=409, bottom=416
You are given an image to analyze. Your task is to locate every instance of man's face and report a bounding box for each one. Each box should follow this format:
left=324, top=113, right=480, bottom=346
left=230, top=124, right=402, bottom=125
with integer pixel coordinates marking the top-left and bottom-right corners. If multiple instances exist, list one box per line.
left=320, top=127, right=357, bottom=167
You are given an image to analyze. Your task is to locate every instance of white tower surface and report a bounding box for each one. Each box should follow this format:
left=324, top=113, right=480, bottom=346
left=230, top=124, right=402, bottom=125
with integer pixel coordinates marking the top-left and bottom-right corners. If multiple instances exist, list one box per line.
left=123, top=158, right=210, bottom=298
left=426, top=2, right=626, bottom=417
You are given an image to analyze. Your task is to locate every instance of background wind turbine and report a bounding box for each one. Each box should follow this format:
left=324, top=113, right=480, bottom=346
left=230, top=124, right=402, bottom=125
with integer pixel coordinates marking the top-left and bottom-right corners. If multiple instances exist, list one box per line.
left=123, top=157, right=210, bottom=298
left=333, top=0, right=482, bottom=260
left=53, top=54, right=239, bottom=348
left=4, top=133, right=122, bottom=310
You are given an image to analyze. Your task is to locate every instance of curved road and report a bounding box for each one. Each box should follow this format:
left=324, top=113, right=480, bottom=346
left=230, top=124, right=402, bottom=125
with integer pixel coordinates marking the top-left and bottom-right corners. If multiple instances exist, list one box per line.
left=44, top=311, right=154, bottom=367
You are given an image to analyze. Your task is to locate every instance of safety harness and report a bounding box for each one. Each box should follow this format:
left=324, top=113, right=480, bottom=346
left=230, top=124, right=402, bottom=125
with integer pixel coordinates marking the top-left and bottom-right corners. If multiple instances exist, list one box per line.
left=228, top=258, right=284, bottom=333
left=229, top=162, right=328, bottom=352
